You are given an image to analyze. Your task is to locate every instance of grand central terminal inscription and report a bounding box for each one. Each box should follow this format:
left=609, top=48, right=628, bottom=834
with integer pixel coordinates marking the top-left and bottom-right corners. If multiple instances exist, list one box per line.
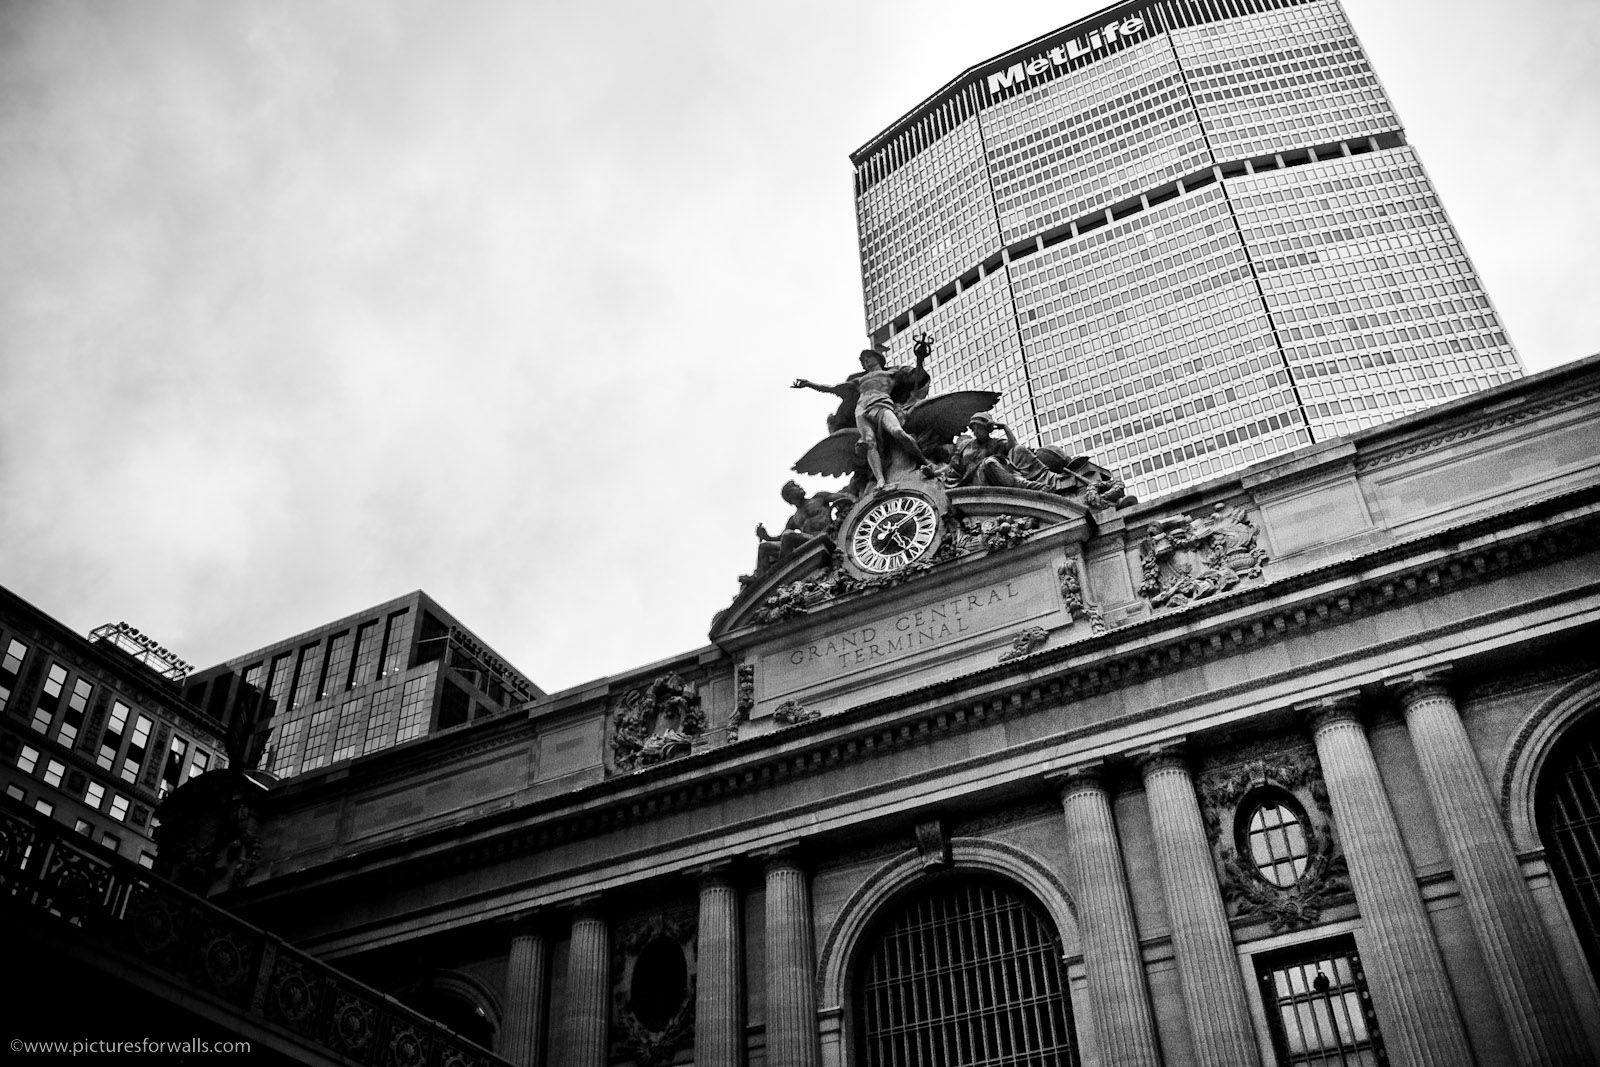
left=758, top=566, right=1061, bottom=702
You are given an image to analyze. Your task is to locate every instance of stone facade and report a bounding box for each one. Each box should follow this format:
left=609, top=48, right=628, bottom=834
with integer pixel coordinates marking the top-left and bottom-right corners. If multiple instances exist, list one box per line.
left=198, top=356, right=1600, bottom=1065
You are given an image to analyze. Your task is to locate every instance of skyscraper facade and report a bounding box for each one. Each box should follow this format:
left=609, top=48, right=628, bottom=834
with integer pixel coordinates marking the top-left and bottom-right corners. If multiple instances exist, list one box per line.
left=853, top=0, right=1521, bottom=497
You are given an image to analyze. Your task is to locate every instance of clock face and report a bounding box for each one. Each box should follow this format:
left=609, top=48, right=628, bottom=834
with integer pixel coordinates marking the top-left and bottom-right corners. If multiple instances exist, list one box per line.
left=849, top=494, right=940, bottom=574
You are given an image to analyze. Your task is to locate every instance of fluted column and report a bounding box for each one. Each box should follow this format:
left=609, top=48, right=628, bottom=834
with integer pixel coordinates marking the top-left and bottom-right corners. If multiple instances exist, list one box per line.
left=763, top=845, right=819, bottom=1067
left=1394, top=673, right=1589, bottom=1063
left=695, top=861, right=745, bottom=1067
left=561, top=896, right=610, bottom=1067
left=1139, top=746, right=1262, bottom=1067
left=1302, top=695, right=1472, bottom=1067
left=1054, top=765, right=1162, bottom=1067
left=501, top=916, right=549, bottom=1067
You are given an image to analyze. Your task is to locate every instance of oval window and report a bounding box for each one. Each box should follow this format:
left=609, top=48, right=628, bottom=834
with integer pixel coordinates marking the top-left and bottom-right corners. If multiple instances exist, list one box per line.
left=630, top=936, right=688, bottom=1033
left=1242, top=795, right=1311, bottom=887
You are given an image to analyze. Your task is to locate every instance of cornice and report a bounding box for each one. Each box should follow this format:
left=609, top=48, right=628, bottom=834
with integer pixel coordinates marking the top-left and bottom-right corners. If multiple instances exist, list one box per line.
left=228, top=486, right=1600, bottom=905
left=1353, top=380, right=1600, bottom=474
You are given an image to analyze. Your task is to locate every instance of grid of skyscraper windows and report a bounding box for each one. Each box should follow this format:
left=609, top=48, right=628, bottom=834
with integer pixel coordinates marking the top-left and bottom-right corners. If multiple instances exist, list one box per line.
left=1014, top=182, right=1306, bottom=493
left=879, top=269, right=1036, bottom=432
left=852, top=0, right=1521, bottom=499
left=858, top=115, right=998, bottom=331
left=986, top=39, right=1210, bottom=245
left=1172, top=2, right=1397, bottom=161
left=1233, top=147, right=1518, bottom=439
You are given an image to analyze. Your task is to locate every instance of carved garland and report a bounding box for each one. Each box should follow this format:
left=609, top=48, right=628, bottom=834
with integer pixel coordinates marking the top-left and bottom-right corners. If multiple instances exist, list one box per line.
left=1057, top=560, right=1107, bottom=634
left=612, top=909, right=697, bottom=1067
left=1197, top=753, right=1348, bottom=931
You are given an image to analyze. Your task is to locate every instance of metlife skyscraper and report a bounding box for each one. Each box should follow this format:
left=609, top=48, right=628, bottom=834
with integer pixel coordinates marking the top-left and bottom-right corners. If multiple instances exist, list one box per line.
left=853, top=0, right=1521, bottom=497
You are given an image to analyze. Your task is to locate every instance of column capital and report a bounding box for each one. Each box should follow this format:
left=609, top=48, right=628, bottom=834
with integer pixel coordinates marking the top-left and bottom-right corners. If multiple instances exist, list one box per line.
left=691, top=858, right=740, bottom=887
left=1131, top=740, right=1190, bottom=777
left=1046, top=759, right=1110, bottom=799
left=1385, top=668, right=1454, bottom=708
left=753, top=841, right=807, bottom=871
left=1295, top=690, right=1365, bottom=735
left=498, top=908, right=552, bottom=939
left=562, top=893, right=606, bottom=923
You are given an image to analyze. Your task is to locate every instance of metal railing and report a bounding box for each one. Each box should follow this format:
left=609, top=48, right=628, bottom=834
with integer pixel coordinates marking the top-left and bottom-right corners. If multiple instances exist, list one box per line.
left=0, top=800, right=508, bottom=1067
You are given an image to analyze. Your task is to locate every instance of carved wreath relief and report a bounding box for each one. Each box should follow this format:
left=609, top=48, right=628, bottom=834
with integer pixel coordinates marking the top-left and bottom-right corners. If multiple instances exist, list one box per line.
left=611, top=908, right=697, bottom=1067
left=1139, top=502, right=1269, bottom=610
left=610, top=674, right=706, bottom=773
left=1197, top=751, right=1348, bottom=931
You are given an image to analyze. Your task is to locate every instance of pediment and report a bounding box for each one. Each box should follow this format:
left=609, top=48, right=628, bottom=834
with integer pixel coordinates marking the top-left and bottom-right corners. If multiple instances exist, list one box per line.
left=710, top=487, right=1097, bottom=645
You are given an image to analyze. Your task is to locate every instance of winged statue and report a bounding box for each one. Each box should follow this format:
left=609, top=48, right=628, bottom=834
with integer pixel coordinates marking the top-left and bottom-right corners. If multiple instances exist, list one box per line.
left=791, top=336, right=1000, bottom=489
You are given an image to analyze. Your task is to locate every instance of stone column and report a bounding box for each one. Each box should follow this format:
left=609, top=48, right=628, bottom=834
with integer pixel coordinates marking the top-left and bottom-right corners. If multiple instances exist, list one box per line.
left=695, top=861, right=745, bottom=1067
left=763, top=845, right=819, bottom=1067
left=561, top=896, right=610, bottom=1067
left=1055, top=765, right=1162, bottom=1067
left=1139, top=746, right=1262, bottom=1067
left=1393, top=674, right=1589, bottom=1063
left=501, top=916, right=549, bottom=1067
left=1302, top=695, right=1472, bottom=1067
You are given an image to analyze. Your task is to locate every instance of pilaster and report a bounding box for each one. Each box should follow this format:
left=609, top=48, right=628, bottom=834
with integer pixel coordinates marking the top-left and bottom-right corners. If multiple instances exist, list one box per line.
left=561, top=895, right=610, bottom=1067
left=1392, top=672, right=1590, bottom=1063
left=761, top=844, right=819, bottom=1067
left=1052, top=764, right=1162, bottom=1067
left=1301, top=693, right=1472, bottom=1067
left=694, top=860, right=745, bottom=1067
left=1137, top=744, right=1262, bottom=1067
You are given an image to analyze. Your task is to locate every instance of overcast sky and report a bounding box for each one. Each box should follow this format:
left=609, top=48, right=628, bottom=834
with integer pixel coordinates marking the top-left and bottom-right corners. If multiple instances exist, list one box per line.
left=2, top=0, right=1596, bottom=695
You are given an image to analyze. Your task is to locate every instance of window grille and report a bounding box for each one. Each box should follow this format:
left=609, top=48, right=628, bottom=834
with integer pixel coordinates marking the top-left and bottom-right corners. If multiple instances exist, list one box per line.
left=1538, top=727, right=1600, bottom=980
left=1243, top=794, right=1312, bottom=886
left=1255, top=936, right=1385, bottom=1066
left=854, top=876, right=1077, bottom=1067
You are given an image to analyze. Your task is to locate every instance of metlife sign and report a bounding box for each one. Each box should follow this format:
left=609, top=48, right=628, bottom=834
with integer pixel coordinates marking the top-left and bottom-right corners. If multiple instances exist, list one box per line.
left=984, top=13, right=1151, bottom=96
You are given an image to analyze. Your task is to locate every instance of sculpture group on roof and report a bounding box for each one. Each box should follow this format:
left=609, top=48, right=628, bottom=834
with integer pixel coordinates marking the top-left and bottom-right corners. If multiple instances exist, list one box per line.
left=746, top=335, right=1132, bottom=580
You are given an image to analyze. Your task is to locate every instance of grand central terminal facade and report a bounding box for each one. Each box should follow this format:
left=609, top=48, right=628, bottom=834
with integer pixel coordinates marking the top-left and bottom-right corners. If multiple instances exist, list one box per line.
left=129, top=353, right=1600, bottom=1066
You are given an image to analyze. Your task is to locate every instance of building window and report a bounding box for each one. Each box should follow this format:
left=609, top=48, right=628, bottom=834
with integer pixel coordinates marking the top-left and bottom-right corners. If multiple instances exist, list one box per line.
left=122, top=714, right=152, bottom=783
left=109, top=795, right=129, bottom=822
left=73, top=818, right=93, bottom=836
left=31, top=663, right=67, bottom=733
left=853, top=875, right=1078, bottom=1066
left=1, top=637, right=30, bottom=711
left=58, top=678, right=93, bottom=746
left=158, top=735, right=189, bottom=799
left=98, top=701, right=130, bottom=769
left=5, top=783, right=25, bottom=803
left=34, top=799, right=54, bottom=818
left=318, top=630, right=353, bottom=700
left=16, top=744, right=40, bottom=774
left=188, top=749, right=211, bottom=781
left=350, top=620, right=382, bottom=688
left=43, top=759, right=65, bottom=788
left=1239, top=791, right=1313, bottom=887
left=85, top=781, right=105, bottom=810
left=99, top=832, right=120, bottom=851
left=1255, top=937, right=1384, bottom=1066
left=395, top=677, right=432, bottom=743
left=137, top=851, right=155, bottom=869
left=1537, top=721, right=1600, bottom=981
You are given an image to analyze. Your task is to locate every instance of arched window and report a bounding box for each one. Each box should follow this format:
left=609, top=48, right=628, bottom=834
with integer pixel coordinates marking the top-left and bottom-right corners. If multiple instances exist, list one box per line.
left=403, top=984, right=495, bottom=1051
left=1536, top=724, right=1600, bottom=979
left=1238, top=791, right=1312, bottom=887
left=852, top=874, right=1077, bottom=1067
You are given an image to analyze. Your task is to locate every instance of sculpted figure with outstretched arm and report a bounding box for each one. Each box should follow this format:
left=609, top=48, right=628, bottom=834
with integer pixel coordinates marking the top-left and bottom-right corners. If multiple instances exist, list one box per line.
left=793, top=338, right=936, bottom=487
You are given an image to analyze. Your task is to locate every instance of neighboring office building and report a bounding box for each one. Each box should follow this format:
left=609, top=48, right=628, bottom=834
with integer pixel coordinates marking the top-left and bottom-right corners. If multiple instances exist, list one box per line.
left=853, top=0, right=1521, bottom=498
left=183, top=590, right=542, bottom=781
left=0, top=585, right=226, bottom=868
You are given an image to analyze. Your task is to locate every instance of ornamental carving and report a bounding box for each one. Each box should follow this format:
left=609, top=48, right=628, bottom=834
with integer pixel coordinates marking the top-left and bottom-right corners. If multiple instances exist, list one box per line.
left=773, top=699, right=819, bottom=726
left=998, top=626, right=1050, bottom=663
left=747, top=513, right=1039, bottom=626
left=1198, top=752, right=1348, bottom=931
left=610, top=674, right=705, bottom=773
left=1139, top=502, right=1269, bottom=610
left=1058, top=560, right=1107, bottom=633
left=728, top=662, right=755, bottom=741
left=612, top=908, right=697, bottom=1067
